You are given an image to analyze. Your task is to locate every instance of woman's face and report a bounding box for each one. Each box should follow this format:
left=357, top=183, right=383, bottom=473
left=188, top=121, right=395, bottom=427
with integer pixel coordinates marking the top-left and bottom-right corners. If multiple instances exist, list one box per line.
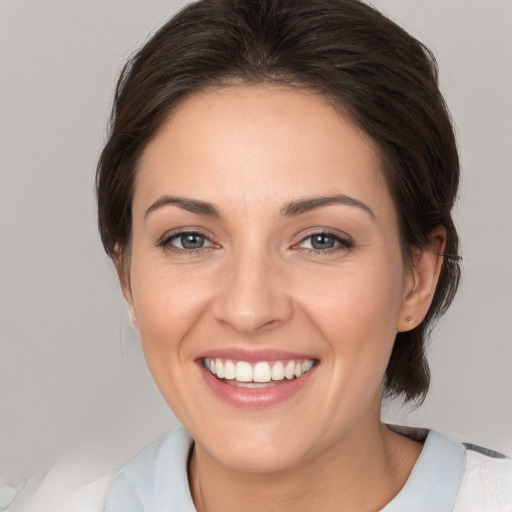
left=123, top=85, right=416, bottom=472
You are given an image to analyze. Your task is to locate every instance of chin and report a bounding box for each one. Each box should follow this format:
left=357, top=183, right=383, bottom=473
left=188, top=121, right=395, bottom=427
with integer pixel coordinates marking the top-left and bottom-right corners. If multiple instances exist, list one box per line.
left=195, top=424, right=318, bottom=474
left=215, top=444, right=305, bottom=474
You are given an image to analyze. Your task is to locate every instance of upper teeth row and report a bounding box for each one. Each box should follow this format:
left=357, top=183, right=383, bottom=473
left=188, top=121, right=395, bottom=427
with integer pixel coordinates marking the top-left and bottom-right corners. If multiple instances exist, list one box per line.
left=204, top=358, right=314, bottom=383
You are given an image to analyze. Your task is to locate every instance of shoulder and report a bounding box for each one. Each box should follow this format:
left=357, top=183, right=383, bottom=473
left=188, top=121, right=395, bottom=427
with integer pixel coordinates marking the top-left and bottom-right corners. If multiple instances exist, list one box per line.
left=104, top=424, right=196, bottom=512
left=1, top=426, right=192, bottom=512
left=454, top=443, right=512, bottom=512
left=383, top=425, right=512, bottom=511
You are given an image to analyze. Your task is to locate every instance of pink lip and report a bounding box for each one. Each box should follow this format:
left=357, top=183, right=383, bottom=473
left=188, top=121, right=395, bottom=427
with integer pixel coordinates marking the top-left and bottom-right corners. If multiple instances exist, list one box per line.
left=196, top=358, right=318, bottom=409
left=196, top=347, right=316, bottom=363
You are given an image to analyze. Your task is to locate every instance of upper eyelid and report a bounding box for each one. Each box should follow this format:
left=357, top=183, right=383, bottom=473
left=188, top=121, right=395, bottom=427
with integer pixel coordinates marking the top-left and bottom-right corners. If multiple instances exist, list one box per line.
left=293, top=230, right=354, bottom=251
left=295, top=228, right=352, bottom=243
left=157, top=227, right=218, bottom=244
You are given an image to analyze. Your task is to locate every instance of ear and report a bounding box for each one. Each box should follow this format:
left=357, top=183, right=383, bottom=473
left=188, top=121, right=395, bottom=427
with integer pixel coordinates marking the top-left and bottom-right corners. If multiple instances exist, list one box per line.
left=113, top=245, right=138, bottom=331
left=397, top=226, right=446, bottom=332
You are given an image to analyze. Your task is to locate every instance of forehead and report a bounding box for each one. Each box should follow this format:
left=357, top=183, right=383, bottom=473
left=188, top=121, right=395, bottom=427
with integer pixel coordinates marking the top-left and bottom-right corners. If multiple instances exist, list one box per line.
left=134, top=85, right=394, bottom=222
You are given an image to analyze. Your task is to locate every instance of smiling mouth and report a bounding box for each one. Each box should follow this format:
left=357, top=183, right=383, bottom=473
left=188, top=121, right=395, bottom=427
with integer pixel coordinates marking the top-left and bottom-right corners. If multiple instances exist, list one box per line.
left=203, top=358, right=316, bottom=387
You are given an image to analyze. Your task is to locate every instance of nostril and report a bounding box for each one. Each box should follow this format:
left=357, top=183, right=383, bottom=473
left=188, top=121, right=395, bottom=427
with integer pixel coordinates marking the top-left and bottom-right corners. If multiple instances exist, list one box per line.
left=212, top=294, right=293, bottom=334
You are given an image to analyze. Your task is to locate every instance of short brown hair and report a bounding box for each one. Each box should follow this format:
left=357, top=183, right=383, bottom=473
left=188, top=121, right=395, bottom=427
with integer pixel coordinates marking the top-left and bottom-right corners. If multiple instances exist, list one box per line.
left=96, top=0, right=461, bottom=403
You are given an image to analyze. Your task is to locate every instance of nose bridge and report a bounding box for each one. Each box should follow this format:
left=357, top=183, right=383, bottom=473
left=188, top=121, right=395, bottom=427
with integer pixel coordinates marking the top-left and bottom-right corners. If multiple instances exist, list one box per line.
left=212, top=240, right=292, bottom=333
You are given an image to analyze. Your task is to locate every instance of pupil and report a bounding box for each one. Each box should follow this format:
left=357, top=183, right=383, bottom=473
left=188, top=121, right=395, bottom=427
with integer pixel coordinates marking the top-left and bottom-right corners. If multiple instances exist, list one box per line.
left=181, top=234, right=204, bottom=249
left=311, top=234, right=334, bottom=250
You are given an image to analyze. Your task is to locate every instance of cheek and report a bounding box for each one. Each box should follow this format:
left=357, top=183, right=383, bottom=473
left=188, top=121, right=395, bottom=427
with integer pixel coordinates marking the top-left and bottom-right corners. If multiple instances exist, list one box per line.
left=297, top=262, right=404, bottom=378
left=302, top=264, right=402, bottom=333
left=128, top=265, right=213, bottom=419
left=130, top=263, right=210, bottom=360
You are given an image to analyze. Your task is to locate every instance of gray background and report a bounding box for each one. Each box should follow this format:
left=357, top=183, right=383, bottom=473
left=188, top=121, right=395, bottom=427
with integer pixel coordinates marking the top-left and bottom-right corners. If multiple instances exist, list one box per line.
left=1, top=0, right=511, bottom=483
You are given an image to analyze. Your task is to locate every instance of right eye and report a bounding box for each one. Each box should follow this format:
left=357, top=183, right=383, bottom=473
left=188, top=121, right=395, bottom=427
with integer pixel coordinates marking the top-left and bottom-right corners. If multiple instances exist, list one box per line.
left=159, top=231, right=215, bottom=252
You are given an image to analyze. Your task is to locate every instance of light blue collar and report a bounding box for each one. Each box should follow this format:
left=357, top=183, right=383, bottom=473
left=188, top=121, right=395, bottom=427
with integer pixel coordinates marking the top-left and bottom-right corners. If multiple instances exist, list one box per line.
left=381, top=428, right=466, bottom=511
left=104, top=425, right=196, bottom=512
left=104, top=424, right=466, bottom=512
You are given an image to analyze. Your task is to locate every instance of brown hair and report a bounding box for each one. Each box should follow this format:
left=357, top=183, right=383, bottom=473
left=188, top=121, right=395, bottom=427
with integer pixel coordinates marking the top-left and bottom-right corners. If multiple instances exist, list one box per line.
left=96, top=0, right=461, bottom=403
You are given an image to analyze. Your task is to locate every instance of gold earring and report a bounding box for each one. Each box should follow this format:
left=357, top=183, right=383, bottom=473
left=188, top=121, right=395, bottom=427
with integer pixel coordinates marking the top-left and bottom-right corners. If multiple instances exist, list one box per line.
left=406, top=316, right=414, bottom=324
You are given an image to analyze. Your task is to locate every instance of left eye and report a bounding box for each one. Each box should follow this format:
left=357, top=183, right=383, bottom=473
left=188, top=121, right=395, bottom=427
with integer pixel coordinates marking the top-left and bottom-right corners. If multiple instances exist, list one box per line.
left=167, top=232, right=212, bottom=250
left=298, top=233, right=351, bottom=251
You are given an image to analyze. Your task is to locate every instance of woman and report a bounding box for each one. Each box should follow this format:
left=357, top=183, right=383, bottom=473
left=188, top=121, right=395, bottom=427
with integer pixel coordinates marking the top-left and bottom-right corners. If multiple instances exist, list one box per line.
left=3, top=0, right=511, bottom=510
left=94, top=0, right=512, bottom=510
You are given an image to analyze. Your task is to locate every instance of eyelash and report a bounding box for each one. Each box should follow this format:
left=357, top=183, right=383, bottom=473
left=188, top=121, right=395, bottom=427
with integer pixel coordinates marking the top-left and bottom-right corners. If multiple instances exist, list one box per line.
left=294, top=231, right=354, bottom=255
left=156, top=230, right=354, bottom=256
left=156, top=230, right=216, bottom=256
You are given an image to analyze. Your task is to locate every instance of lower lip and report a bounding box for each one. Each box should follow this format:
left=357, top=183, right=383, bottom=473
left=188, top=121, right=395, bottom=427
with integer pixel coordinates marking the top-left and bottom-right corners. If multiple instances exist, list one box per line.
left=198, top=362, right=317, bottom=408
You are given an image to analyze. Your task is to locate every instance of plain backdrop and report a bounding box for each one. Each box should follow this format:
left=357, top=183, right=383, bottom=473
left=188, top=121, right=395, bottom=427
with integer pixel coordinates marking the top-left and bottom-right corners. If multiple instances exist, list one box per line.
left=1, top=0, right=511, bottom=484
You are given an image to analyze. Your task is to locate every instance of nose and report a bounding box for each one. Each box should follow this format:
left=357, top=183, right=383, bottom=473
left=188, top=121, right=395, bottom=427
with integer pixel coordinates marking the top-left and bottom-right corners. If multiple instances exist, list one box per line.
left=212, top=248, right=293, bottom=334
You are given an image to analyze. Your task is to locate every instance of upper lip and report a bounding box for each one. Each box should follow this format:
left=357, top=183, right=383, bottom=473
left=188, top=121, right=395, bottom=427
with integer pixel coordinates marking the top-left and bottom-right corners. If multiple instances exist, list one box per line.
left=195, top=347, right=318, bottom=363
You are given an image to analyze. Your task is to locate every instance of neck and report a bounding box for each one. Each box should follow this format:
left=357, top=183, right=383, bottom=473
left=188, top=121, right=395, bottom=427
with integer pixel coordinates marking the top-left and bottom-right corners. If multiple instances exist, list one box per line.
left=189, top=413, right=422, bottom=512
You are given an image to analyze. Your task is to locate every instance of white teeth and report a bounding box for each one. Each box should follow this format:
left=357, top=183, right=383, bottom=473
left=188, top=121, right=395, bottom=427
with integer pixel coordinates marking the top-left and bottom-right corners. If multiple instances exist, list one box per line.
left=302, top=360, right=314, bottom=373
left=285, top=361, right=295, bottom=380
left=204, top=357, right=315, bottom=383
left=235, top=361, right=253, bottom=382
left=271, top=361, right=285, bottom=381
left=224, top=360, right=236, bottom=380
left=253, top=362, right=272, bottom=383
left=215, top=358, right=224, bottom=379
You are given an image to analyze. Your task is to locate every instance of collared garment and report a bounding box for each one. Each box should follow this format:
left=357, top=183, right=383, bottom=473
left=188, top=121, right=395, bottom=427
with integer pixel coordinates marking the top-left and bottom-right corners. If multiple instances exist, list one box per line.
left=104, top=424, right=512, bottom=512
left=3, top=424, right=512, bottom=511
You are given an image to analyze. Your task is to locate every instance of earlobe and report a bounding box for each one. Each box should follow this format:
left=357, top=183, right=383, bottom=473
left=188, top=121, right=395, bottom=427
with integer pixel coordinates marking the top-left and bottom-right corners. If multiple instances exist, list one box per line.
left=397, top=226, right=446, bottom=332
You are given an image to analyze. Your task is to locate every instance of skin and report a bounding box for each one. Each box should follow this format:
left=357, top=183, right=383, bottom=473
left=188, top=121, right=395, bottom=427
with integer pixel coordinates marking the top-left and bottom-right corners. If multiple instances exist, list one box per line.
left=118, top=85, right=445, bottom=512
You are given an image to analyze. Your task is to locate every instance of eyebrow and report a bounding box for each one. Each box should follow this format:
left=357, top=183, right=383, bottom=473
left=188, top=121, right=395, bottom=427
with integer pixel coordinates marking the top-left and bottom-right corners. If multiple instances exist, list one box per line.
left=280, top=194, right=375, bottom=218
left=144, top=193, right=374, bottom=220
left=145, top=195, right=222, bottom=219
